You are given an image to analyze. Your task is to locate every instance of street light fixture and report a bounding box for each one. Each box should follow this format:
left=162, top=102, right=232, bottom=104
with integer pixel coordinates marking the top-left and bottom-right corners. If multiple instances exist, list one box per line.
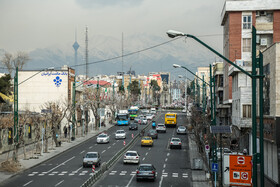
left=173, top=64, right=181, bottom=68
left=167, top=30, right=185, bottom=38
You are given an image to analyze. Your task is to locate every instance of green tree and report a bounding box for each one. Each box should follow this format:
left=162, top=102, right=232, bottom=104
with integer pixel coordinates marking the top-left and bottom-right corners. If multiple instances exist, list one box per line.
left=150, top=80, right=160, bottom=105
left=129, top=80, right=141, bottom=102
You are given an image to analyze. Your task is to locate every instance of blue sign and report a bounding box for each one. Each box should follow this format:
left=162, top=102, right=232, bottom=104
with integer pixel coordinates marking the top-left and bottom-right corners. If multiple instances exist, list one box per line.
left=212, top=163, right=218, bottom=172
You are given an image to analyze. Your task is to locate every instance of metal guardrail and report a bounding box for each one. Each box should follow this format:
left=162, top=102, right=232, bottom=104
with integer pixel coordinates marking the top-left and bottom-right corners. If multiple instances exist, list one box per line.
left=81, top=117, right=154, bottom=187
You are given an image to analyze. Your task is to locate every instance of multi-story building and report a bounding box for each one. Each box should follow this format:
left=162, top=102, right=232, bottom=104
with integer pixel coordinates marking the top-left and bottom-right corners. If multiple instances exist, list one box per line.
left=170, top=80, right=181, bottom=102
left=195, top=67, right=211, bottom=107
left=221, top=1, right=280, bottom=185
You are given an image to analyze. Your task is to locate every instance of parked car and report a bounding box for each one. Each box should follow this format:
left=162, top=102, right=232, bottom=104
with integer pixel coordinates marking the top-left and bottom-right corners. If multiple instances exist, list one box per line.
left=97, top=133, right=110, bottom=144
left=82, top=152, right=101, bottom=167
left=123, top=150, right=140, bottom=164
left=141, top=136, right=153, bottom=147
left=129, top=123, right=138, bottom=130
left=156, top=124, right=166, bottom=133
left=176, top=126, right=187, bottom=135
left=170, top=137, right=182, bottom=149
left=147, top=129, right=158, bottom=139
left=136, top=164, right=156, bottom=181
left=115, top=130, right=126, bottom=139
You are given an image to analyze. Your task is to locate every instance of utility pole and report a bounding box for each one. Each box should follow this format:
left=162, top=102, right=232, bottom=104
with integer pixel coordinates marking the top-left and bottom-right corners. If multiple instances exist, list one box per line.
left=14, top=67, right=19, bottom=145
left=85, top=26, right=88, bottom=79
left=72, top=76, right=76, bottom=140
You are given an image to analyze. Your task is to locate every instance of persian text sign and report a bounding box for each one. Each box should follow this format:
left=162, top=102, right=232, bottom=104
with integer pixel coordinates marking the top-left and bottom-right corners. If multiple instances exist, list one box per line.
left=229, top=155, right=252, bottom=186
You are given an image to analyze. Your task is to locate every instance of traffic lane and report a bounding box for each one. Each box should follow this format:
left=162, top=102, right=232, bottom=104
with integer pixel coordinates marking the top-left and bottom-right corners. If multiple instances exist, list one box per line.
left=94, top=122, right=173, bottom=186
left=0, top=125, right=139, bottom=187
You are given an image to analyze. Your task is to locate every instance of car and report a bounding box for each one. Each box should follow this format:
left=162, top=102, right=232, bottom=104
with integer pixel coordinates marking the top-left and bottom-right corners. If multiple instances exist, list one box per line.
left=115, top=130, right=126, bottom=139
left=170, top=137, right=182, bottom=149
left=177, top=126, right=187, bottom=135
left=97, top=133, right=110, bottom=144
left=141, top=136, right=153, bottom=147
left=156, top=124, right=166, bottom=133
left=134, top=117, right=141, bottom=124
left=140, top=117, right=147, bottom=125
left=83, top=152, right=101, bottom=167
left=129, top=123, right=138, bottom=130
left=136, top=164, right=156, bottom=181
left=150, top=108, right=156, bottom=114
left=141, top=109, right=149, bottom=114
left=147, top=129, right=158, bottom=139
left=146, top=114, right=153, bottom=120
left=182, top=109, right=187, bottom=113
left=123, top=150, right=140, bottom=164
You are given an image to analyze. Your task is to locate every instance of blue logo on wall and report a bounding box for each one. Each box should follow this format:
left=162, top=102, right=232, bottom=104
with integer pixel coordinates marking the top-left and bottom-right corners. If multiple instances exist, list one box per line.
left=53, top=76, right=62, bottom=87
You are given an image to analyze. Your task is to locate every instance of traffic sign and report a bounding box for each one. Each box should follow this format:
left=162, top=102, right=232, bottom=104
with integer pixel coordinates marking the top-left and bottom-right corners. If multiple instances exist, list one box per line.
left=123, top=141, right=126, bottom=146
left=212, top=163, right=218, bottom=172
left=132, top=134, right=134, bottom=139
left=237, top=156, right=245, bottom=164
left=92, top=165, right=95, bottom=173
left=205, top=144, right=210, bottom=152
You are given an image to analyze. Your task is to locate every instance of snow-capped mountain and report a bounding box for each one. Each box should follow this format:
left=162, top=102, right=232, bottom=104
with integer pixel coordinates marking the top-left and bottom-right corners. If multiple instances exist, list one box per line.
left=1, top=34, right=221, bottom=77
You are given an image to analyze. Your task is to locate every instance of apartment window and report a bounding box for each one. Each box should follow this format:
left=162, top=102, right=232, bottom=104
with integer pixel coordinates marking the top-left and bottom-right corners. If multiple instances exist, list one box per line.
left=243, top=38, right=251, bottom=52
left=243, top=105, right=251, bottom=118
left=243, top=15, right=252, bottom=29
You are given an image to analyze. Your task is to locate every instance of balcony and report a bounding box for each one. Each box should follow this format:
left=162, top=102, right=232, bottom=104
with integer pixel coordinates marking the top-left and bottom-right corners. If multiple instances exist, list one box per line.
left=228, top=59, right=252, bottom=76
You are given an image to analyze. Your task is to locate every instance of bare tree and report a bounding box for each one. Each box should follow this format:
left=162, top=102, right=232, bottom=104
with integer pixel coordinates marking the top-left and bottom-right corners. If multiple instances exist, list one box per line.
left=1, top=51, right=30, bottom=76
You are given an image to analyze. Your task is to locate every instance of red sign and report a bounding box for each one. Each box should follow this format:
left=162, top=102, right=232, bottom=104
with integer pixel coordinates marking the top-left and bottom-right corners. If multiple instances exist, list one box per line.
left=229, top=155, right=252, bottom=186
left=132, top=134, right=134, bottom=138
left=92, top=165, right=95, bottom=173
left=123, top=141, right=126, bottom=146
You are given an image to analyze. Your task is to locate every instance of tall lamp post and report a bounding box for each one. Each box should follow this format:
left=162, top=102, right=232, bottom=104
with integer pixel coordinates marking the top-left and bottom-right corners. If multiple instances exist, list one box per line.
left=166, top=28, right=264, bottom=187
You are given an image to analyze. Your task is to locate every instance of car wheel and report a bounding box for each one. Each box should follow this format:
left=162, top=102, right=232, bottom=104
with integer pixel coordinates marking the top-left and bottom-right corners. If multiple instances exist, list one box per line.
left=83, top=164, right=85, bottom=168
left=136, top=178, right=140, bottom=182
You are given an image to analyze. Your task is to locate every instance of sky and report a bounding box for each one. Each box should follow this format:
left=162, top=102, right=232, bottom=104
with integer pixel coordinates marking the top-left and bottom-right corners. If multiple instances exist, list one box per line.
left=0, top=0, right=225, bottom=53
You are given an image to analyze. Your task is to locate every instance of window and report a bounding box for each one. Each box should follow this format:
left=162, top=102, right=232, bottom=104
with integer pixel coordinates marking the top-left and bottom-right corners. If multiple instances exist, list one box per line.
left=243, top=38, right=251, bottom=52
left=243, top=15, right=252, bottom=29
left=243, top=105, right=251, bottom=118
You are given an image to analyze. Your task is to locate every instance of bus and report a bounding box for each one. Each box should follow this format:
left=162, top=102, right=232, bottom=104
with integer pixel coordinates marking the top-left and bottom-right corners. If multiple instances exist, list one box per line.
left=165, top=113, right=177, bottom=127
left=116, top=113, right=130, bottom=126
left=128, top=109, right=138, bottom=120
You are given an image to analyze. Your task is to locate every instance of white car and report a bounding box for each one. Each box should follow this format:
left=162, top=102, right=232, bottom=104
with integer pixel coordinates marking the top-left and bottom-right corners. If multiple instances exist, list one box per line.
left=141, top=117, right=147, bottom=125
left=97, top=133, right=110, bottom=144
left=115, top=130, right=126, bottom=139
left=156, top=124, right=166, bottom=133
left=177, top=126, right=187, bottom=135
left=123, top=150, right=140, bottom=164
left=146, top=114, right=153, bottom=120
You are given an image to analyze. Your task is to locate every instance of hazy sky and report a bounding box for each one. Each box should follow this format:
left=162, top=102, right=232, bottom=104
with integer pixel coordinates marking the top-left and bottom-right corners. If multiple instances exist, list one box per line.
left=0, top=0, right=225, bottom=52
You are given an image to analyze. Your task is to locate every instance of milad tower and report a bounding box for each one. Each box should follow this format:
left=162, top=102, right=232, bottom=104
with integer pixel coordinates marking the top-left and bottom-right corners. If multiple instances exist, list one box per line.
left=73, top=30, right=80, bottom=74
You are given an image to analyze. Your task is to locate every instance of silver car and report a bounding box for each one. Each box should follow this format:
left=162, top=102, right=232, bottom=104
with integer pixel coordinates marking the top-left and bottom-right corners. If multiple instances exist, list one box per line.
left=97, top=133, right=110, bottom=144
left=170, top=137, right=182, bottom=149
left=177, top=126, right=187, bottom=135
left=156, top=124, right=166, bottom=133
left=123, top=150, right=140, bottom=164
left=136, top=164, right=156, bottom=181
left=83, top=152, right=101, bottom=167
left=115, top=130, right=126, bottom=139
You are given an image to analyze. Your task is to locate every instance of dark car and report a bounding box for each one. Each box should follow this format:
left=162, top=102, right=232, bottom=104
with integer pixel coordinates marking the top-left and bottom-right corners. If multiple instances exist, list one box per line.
left=129, top=123, right=138, bottom=130
left=136, top=164, right=156, bottom=181
left=134, top=117, right=141, bottom=124
left=147, top=129, right=158, bottom=139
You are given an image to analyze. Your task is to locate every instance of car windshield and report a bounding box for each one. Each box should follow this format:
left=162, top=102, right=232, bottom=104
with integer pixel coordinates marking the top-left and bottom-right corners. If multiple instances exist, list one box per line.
left=172, top=138, right=180, bottom=142
left=149, top=130, right=156, bottom=133
left=86, top=153, right=97, bottom=158
left=126, top=152, right=137, bottom=156
left=98, top=134, right=107, bottom=137
left=166, top=115, right=175, bottom=118
left=179, top=126, right=185, bottom=129
left=139, top=166, right=153, bottom=171
left=130, top=123, right=137, bottom=126
left=158, top=125, right=164, bottom=127
left=116, top=130, right=125, bottom=134
left=143, top=137, right=152, bottom=140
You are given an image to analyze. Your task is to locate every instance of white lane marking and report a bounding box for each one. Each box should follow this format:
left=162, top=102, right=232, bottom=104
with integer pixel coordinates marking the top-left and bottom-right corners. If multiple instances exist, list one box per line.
left=162, top=169, right=165, bottom=173
left=58, top=173, right=64, bottom=176
left=54, top=180, right=64, bottom=187
left=166, top=138, right=170, bottom=150
left=42, top=172, right=48, bottom=174
left=120, top=171, right=127, bottom=175
left=82, top=170, right=88, bottom=173
left=61, top=171, right=67, bottom=173
left=109, top=172, right=116, bottom=175
left=80, top=150, right=85, bottom=154
left=148, top=148, right=151, bottom=150
left=183, top=173, right=188, bottom=178
left=111, top=171, right=117, bottom=173
left=72, top=166, right=83, bottom=173
left=89, top=146, right=93, bottom=149
left=108, top=146, right=111, bottom=149
left=23, top=180, right=33, bottom=186
left=113, top=143, right=116, bottom=146
left=145, top=152, right=148, bottom=156
left=102, top=150, right=106, bottom=154
left=142, top=157, right=145, bottom=161
left=69, top=174, right=74, bottom=176
left=125, top=174, right=135, bottom=187
left=159, top=175, right=164, bottom=187
left=52, top=171, right=58, bottom=174
left=28, top=174, right=34, bottom=176
left=163, top=164, right=166, bottom=168
left=49, top=173, right=55, bottom=176
left=38, top=174, right=44, bottom=176
left=32, top=172, right=38, bottom=174
left=165, top=158, right=168, bottom=162
left=172, top=173, right=178, bottom=177
left=131, top=171, right=136, bottom=174
left=46, top=156, right=75, bottom=173
left=167, top=153, right=170, bottom=157
left=79, top=173, right=85, bottom=175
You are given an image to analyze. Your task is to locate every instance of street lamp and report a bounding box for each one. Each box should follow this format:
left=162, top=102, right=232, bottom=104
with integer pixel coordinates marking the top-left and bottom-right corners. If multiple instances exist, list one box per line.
left=167, top=28, right=264, bottom=187
left=173, top=64, right=181, bottom=68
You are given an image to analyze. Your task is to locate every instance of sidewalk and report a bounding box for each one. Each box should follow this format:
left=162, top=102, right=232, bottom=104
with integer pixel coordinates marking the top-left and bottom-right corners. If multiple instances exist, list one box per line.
left=188, top=132, right=211, bottom=187
left=0, top=122, right=113, bottom=183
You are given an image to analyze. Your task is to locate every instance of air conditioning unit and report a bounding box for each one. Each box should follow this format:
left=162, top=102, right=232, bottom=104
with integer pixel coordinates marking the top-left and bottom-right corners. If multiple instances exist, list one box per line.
left=235, top=59, right=244, bottom=66
left=256, top=11, right=260, bottom=17
left=260, top=11, right=267, bottom=16
left=260, top=38, right=267, bottom=46
left=256, top=35, right=260, bottom=44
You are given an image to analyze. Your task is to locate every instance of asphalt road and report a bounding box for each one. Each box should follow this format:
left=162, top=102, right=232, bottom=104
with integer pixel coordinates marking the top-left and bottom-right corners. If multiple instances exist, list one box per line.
left=0, top=119, right=149, bottom=187
left=94, top=112, right=191, bottom=187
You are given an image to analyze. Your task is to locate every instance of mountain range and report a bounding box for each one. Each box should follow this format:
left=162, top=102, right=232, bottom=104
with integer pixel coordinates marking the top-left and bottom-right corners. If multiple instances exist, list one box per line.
left=0, top=34, right=222, bottom=79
